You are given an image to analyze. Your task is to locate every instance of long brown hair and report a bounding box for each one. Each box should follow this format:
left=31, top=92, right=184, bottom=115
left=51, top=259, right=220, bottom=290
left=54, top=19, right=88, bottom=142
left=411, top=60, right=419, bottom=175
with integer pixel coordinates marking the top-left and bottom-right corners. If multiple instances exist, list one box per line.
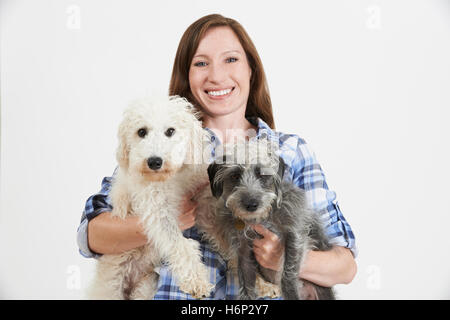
left=169, top=14, right=275, bottom=129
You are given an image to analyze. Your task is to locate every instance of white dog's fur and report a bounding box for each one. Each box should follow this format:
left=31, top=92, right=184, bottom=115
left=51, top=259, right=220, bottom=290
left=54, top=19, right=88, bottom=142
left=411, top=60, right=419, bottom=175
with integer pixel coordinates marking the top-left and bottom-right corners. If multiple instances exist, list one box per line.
left=88, top=96, right=214, bottom=299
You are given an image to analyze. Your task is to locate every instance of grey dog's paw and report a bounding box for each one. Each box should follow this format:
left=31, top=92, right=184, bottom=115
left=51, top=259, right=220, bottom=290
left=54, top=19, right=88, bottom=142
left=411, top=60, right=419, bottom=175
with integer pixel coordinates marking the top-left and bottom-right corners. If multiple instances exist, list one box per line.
left=255, top=275, right=281, bottom=298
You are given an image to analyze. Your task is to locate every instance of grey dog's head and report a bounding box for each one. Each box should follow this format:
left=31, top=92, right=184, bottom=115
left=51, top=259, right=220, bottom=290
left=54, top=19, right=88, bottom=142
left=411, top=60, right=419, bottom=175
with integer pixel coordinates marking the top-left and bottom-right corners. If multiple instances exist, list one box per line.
left=207, top=148, right=286, bottom=223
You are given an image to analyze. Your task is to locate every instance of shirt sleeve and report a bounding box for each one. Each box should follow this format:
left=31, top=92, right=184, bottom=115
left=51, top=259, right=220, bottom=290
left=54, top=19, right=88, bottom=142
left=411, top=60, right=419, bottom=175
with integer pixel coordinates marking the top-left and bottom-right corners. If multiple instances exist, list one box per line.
left=77, top=170, right=116, bottom=259
left=282, top=136, right=358, bottom=258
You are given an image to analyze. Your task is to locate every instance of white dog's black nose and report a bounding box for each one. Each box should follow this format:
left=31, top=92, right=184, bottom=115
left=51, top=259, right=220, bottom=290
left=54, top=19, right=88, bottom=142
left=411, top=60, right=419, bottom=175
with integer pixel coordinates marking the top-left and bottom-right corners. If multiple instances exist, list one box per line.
left=147, top=157, right=163, bottom=170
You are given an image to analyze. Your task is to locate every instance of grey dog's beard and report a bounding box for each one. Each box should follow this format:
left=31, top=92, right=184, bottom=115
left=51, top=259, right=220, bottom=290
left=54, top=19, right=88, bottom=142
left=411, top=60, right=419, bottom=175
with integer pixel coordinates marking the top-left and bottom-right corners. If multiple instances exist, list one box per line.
left=225, top=193, right=276, bottom=224
left=225, top=196, right=273, bottom=224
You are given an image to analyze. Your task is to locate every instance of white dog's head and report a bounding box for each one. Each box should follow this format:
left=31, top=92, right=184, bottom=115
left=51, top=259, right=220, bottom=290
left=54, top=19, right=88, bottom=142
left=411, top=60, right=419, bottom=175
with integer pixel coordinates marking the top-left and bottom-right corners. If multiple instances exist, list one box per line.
left=116, top=96, right=206, bottom=182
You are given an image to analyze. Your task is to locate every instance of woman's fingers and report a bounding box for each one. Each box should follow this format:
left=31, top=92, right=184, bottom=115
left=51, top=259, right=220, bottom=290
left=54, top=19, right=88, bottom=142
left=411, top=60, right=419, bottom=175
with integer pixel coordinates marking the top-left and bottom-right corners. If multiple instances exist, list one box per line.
left=178, top=182, right=209, bottom=231
left=178, top=202, right=198, bottom=231
left=252, top=224, right=278, bottom=242
left=189, top=182, right=210, bottom=200
left=195, top=181, right=210, bottom=193
left=252, top=224, right=283, bottom=271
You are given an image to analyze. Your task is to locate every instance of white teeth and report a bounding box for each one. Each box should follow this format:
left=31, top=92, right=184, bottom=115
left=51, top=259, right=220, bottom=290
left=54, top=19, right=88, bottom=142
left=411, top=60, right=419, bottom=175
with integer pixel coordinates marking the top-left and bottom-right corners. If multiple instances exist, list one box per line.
left=207, top=89, right=232, bottom=96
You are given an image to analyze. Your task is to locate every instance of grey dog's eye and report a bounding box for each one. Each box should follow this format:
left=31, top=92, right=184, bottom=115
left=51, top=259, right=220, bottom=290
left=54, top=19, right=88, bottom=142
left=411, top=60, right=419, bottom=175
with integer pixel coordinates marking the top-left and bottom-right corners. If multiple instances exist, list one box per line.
left=137, top=128, right=147, bottom=138
left=255, top=166, right=269, bottom=178
left=165, top=127, right=175, bottom=137
left=230, top=172, right=241, bottom=181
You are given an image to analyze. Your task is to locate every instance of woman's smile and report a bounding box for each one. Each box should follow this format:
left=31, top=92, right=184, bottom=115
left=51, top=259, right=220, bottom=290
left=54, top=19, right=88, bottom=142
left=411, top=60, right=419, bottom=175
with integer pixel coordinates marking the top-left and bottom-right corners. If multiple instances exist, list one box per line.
left=205, top=87, right=235, bottom=99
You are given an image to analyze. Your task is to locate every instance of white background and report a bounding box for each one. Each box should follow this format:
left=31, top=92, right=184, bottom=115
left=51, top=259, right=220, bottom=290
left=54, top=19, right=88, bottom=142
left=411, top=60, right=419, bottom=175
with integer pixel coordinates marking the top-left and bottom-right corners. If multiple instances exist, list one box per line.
left=1, top=0, right=449, bottom=299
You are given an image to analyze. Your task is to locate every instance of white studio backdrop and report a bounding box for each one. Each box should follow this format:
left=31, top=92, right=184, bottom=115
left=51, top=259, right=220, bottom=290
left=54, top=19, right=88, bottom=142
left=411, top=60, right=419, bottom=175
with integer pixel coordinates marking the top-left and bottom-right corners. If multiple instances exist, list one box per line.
left=1, top=0, right=449, bottom=299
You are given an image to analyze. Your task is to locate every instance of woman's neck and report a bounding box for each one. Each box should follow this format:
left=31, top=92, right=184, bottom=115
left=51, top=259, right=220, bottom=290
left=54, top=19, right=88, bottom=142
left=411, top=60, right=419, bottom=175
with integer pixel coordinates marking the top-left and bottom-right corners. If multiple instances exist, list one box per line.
left=202, top=114, right=258, bottom=144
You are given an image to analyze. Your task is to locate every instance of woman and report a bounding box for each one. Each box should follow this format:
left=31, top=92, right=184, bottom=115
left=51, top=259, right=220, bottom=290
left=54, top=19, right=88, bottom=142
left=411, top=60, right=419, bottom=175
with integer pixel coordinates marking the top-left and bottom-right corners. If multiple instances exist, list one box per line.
left=78, top=14, right=357, bottom=299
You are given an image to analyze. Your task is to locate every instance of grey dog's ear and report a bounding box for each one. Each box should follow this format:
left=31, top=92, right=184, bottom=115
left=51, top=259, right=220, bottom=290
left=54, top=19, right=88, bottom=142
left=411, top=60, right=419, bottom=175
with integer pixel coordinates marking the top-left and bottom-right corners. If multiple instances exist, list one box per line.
left=275, top=156, right=286, bottom=208
left=207, top=161, right=224, bottom=198
left=277, top=156, right=286, bottom=179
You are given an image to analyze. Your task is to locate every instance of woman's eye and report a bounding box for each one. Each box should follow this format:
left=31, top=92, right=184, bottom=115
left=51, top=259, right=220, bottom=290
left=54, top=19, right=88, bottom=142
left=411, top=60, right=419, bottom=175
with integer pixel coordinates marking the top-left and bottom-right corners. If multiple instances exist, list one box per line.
left=137, top=128, right=147, bottom=138
left=194, top=61, right=207, bottom=67
left=226, top=57, right=238, bottom=63
left=165, top=127, right=175, bottom=137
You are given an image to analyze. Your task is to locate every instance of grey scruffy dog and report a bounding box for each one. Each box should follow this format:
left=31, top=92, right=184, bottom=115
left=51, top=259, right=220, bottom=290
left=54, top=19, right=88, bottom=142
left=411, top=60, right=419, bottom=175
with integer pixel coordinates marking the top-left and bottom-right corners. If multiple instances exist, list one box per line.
left=204, top=140, right=335, bottom=300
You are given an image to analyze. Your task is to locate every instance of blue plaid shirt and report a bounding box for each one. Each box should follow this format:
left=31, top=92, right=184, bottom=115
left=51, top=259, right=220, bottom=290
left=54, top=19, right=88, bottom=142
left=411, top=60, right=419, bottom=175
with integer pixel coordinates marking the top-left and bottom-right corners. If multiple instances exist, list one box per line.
left=77, top=117, right=357, bottom=300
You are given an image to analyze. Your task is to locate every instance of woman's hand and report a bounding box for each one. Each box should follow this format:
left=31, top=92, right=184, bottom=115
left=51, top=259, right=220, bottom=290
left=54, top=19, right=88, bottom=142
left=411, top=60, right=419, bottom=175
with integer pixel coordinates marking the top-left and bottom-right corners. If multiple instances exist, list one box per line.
left=252, top=224, right=284, bottom=271
left=178, top=182, right=209, bottom=231
left=178, top=198, right=197, bottom=231
left=251, top=226, right=357, bottom=286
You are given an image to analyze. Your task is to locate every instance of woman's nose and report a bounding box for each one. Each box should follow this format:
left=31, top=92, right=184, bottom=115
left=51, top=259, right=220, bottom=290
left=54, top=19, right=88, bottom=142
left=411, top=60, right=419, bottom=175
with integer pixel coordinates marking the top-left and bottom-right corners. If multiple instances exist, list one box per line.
left=207, top=62, right=227, bottom=83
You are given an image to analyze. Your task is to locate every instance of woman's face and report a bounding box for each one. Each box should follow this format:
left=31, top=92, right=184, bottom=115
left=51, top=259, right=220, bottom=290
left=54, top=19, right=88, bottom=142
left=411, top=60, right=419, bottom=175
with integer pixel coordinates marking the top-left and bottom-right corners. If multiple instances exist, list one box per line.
left=189, top=26, right=252, bottom=119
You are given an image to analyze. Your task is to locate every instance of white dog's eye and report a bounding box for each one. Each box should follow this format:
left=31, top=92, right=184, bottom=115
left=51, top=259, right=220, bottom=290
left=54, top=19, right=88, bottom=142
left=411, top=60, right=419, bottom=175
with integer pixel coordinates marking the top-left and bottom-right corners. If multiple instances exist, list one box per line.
left=165, top=127, right=175, bottom=137
left=137, top=128, right=147, bottom=138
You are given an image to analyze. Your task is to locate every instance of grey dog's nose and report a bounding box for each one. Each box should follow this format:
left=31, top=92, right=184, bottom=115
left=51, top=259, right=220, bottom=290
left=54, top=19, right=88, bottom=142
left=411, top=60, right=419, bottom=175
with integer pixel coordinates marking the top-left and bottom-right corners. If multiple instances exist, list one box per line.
left=147, top=157, right=163, bottom=170
left=243, top=198, right=259, bottom=212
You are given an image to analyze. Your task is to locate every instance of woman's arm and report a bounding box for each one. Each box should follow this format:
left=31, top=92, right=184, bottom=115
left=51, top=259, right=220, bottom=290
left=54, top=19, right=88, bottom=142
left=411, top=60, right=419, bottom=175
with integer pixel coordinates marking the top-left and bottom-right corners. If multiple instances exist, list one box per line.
left=299, top=246, right=357, bottom=287
left=87, top=187, right=201, bottom=255
left=87, top=212, right=147, bottom=255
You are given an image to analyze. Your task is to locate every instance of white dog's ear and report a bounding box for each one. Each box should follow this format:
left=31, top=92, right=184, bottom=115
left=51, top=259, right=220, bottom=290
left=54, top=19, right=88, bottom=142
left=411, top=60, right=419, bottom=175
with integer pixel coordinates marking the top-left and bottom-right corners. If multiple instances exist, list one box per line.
left=110, top=172, right=130, bottom=219
left=187, top=117, right=206, bottom=165
left=181, top=99, right=206, bottom=165
left=116, top=121, right=129, bottom=170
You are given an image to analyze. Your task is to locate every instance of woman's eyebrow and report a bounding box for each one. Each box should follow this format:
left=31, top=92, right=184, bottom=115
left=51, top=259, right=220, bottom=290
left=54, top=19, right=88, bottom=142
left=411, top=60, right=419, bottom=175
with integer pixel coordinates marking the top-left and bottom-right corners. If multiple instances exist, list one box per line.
left=193, top=54, right=208, bottom=59
left=193, top=50, right=243, bottom=59
left=222, top=50, right=242, bottom=55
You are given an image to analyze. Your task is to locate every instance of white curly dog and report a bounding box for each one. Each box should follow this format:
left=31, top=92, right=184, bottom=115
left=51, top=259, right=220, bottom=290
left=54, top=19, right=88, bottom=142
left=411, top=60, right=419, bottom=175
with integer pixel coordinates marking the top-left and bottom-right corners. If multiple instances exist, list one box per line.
left=88, top=96, right=214, bottom=300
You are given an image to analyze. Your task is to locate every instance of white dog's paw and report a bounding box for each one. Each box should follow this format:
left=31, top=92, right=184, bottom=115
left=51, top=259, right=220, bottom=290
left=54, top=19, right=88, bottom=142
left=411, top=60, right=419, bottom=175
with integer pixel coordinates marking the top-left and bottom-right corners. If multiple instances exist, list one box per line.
left=179, top=265, right=214, bottom=299
left=179, top=278, right=214, bottom=299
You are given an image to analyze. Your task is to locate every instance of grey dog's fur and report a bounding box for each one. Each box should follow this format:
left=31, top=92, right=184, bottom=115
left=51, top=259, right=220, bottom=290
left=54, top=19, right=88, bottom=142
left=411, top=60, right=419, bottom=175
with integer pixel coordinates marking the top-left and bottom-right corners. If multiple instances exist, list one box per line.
left=204, top=142, right=335, bottom=300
